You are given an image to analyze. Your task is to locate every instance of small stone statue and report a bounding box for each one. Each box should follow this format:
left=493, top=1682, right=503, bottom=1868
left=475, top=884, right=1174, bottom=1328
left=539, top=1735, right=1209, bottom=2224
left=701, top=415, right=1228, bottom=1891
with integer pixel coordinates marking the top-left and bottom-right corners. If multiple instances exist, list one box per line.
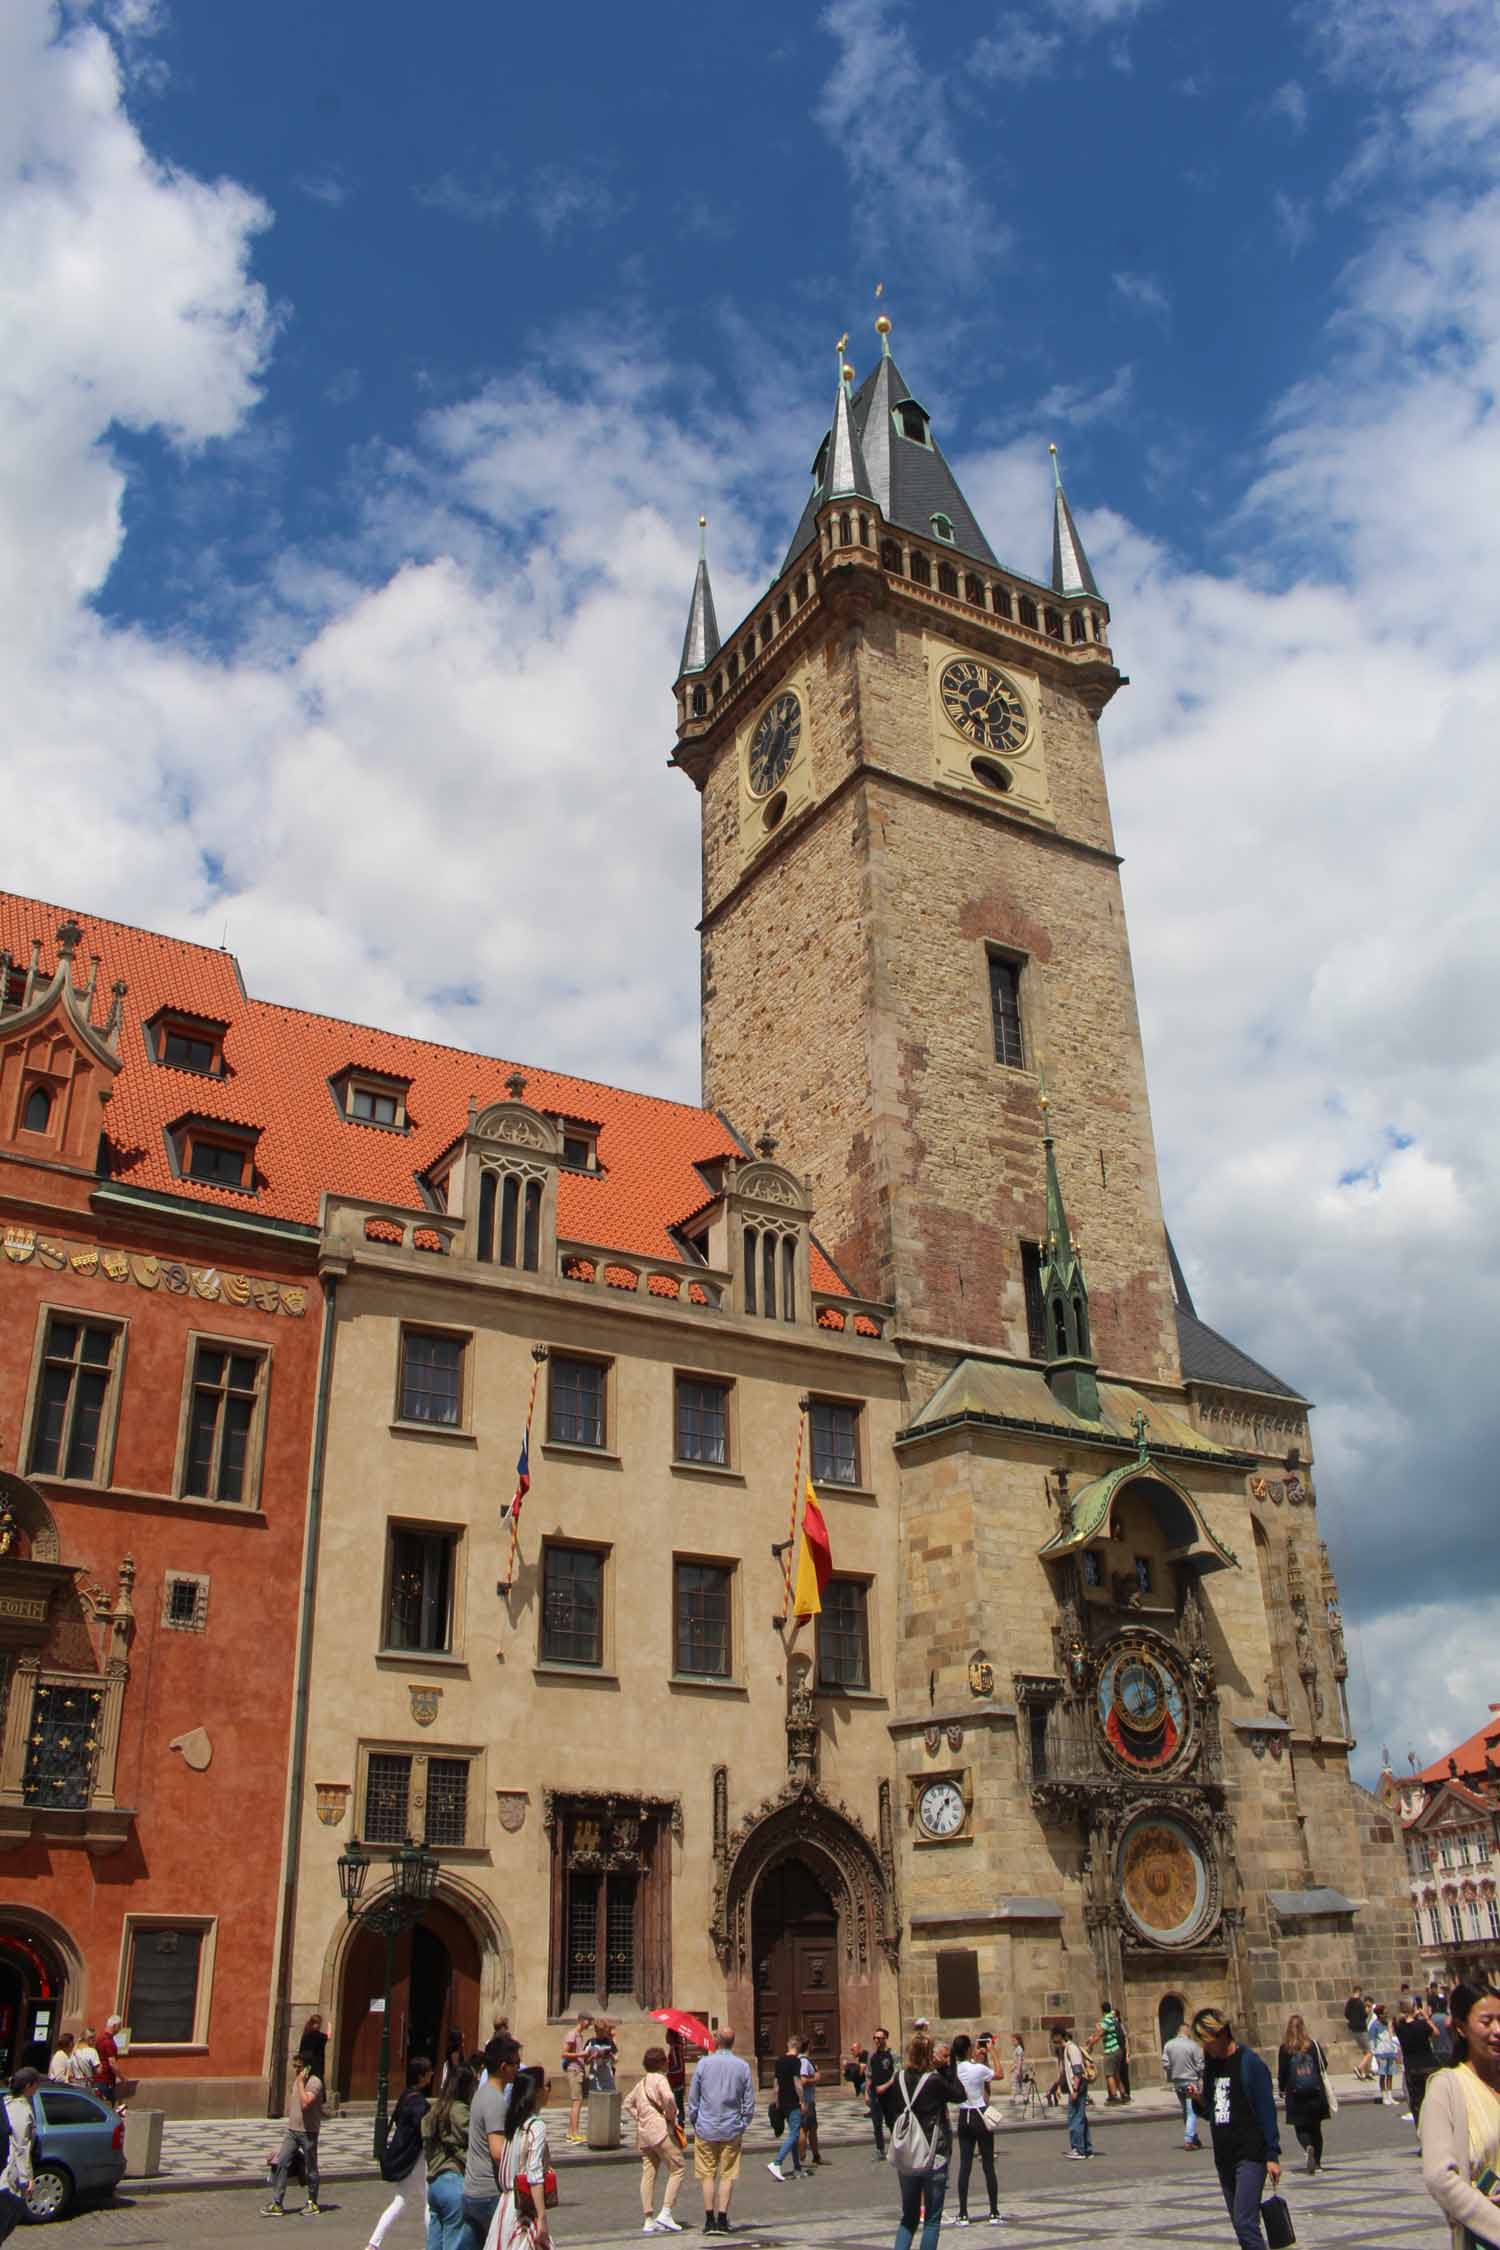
left=0, top=1497, right=16, bottom=1557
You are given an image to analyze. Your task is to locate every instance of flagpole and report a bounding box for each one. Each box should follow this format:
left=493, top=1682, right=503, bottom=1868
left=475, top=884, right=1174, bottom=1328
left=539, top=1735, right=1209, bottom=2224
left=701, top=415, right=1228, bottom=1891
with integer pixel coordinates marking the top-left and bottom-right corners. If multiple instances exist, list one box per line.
left=498, top=1344, right=548, bottom=1606
left=777, top=1395, right=811, bottom=1624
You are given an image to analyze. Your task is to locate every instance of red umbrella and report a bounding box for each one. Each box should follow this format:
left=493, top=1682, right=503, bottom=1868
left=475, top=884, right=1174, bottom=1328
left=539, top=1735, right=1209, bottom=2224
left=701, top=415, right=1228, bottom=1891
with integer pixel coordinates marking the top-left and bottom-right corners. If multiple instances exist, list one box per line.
left=649, top=2009, right=713, bottom=2048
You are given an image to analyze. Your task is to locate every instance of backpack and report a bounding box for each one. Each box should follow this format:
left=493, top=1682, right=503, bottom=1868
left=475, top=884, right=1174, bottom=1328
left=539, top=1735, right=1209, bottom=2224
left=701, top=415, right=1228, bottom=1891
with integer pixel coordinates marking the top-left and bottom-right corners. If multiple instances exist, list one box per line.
left=379, top=2095, right=426, bottom=2182
left=887, top=2070, right=942, bottom=2174
left=1288, top=2046, right=1321, bottom=2092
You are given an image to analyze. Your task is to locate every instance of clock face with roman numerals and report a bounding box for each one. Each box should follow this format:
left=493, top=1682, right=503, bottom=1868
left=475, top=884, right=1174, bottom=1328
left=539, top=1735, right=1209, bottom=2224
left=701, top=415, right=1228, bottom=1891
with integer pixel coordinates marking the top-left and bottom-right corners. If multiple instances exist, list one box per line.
left=939, top=659, right=1029, bottom=753
left=748, top=692, right=802, bottom=796
left=918, top=1779, right=965, bottom=1838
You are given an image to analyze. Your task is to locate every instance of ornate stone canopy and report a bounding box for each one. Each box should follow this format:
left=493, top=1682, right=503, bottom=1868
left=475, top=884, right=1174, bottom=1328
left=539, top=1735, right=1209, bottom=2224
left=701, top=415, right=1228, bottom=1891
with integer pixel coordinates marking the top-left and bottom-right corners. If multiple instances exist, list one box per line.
left=711, top=1777, right=897, bottom=1976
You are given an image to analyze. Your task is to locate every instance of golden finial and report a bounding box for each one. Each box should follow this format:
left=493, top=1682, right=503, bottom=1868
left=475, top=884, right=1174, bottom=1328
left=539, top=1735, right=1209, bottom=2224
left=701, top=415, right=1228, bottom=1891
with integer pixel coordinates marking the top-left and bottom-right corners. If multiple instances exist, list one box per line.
left=698, top=513, right=707, bottom=528
left=842, top=363, right=855, bottom=385
left=837, top=330, right=849, bottom=354
left=1049, top=441, right=1063, bottom=491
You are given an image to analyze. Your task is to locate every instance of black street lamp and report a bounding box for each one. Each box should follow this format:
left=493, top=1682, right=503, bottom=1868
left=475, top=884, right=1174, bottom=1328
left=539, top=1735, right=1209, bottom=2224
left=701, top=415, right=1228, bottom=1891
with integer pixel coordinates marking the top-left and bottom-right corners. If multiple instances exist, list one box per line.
left=337, top=1836, right=439, bottom=2157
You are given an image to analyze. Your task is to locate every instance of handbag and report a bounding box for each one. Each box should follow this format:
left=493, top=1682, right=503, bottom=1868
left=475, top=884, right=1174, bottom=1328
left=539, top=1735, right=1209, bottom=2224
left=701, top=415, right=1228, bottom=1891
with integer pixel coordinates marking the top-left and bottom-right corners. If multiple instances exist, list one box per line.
left=514, top=2170, right=560, bottom=2220
left=1261, top=2191, right=1296, bottom=2248
left=979, top=2101, right=1007, bottom=2132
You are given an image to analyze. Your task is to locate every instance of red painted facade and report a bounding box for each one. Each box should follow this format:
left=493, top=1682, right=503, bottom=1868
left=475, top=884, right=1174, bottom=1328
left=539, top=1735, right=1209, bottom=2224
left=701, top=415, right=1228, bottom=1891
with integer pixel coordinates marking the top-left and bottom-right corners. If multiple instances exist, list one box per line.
left=0, top=912, right=320, bottom=2113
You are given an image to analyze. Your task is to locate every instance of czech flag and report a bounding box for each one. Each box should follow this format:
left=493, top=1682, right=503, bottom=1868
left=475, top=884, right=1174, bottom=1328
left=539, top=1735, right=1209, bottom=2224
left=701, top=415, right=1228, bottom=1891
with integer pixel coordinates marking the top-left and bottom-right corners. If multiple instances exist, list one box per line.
left=509, top=1433, right=530, bottom=1521
left=793, top=1482, right=833, bottom=1620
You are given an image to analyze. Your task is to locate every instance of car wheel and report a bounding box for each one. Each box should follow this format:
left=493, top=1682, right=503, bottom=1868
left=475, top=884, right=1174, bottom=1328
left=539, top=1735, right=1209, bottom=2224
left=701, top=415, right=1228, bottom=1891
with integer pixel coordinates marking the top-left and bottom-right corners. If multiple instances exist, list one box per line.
left=26, top=2163, right=75, bottom=2223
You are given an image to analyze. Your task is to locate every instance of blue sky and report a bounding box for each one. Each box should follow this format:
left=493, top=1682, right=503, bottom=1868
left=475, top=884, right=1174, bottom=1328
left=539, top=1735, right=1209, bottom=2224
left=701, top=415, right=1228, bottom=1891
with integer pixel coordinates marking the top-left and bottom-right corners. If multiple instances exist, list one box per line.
left=5, top=0, right=1500, bottom=1775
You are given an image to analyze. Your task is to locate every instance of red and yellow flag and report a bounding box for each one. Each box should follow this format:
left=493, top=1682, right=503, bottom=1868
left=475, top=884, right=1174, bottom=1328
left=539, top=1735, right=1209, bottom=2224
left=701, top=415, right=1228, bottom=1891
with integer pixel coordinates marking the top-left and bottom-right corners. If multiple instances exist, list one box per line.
left=793, top=1482, right=833, bottom=1620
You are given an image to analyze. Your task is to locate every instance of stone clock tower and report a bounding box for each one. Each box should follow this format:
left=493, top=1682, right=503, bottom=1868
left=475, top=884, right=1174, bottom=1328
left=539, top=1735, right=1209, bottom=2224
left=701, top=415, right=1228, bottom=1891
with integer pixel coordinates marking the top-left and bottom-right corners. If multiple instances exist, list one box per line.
left=671, top=322, right=1411, bottom=2058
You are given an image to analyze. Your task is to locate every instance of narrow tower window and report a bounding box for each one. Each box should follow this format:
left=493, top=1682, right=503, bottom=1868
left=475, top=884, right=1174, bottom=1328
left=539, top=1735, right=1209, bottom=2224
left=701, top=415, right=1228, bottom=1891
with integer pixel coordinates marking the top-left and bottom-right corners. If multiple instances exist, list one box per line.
left=988, top=955, right=1025, bottom=1071
left=22, top=1085, right=52, bottom=1133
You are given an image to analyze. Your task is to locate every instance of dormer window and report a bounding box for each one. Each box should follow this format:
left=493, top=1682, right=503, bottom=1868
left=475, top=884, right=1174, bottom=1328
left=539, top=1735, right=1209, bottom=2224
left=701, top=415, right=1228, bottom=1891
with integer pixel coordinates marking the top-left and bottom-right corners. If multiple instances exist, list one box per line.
left=812, top=436, right=830, bottom=485
left=22, top=1085, right=53, bottom=1134
left=148, top=1010, right=227, bottom=1077
left=167, top=1117, right=260, bottom=1195
left=930, top=513, right=955, bottom=543
left=895, top=400, right=932, bottom=447
left=560, top=1127, right=598, bottom=1172
left=330, top=1068, right=411, bottom=1132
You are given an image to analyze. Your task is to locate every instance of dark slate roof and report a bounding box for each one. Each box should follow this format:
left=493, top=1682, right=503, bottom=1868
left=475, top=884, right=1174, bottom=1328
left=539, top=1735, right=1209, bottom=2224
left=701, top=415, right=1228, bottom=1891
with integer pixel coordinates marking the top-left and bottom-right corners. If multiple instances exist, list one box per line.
left=781, top=347, right=1000, bottom=575
left=1051, top=475, right=1100, bottom=598
left=1175, top=1306, right=1306, bottom=1403
left=678, top=553, right=720, bottom=676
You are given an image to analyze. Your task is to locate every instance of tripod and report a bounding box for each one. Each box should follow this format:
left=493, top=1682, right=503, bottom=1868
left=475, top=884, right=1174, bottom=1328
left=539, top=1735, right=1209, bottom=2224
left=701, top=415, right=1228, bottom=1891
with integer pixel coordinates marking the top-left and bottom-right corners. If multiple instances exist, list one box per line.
left=1012, top=2068, right=1044, bottom=2121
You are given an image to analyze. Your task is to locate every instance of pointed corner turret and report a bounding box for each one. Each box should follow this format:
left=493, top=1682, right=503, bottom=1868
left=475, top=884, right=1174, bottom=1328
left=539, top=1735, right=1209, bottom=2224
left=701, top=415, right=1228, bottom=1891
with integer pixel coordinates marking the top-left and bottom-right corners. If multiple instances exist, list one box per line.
left=1049, top=443, right=1101, bottom=600
left=1038, top=1083, right=1100, bottom=1421
left=678, top=515, right=721, bottom=677
left=821, top=337, right=874, bottom=507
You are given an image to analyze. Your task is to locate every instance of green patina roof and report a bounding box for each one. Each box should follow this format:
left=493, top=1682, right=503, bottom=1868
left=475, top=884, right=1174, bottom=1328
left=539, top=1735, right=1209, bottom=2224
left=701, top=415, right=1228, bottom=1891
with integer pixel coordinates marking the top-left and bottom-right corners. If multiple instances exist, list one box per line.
left=1037, top=1451, right=1239, bottom=1571
left=903, top=1357, right=1225, bottom=1457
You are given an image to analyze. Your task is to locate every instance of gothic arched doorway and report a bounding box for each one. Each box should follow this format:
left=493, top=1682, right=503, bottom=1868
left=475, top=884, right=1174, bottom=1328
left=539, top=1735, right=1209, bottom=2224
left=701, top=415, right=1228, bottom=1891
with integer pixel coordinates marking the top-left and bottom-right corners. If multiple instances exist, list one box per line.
left=0, top=1919, right=74, bottom=2075
left=337, top=1896, right=481, bottom=2100
left=752, top=1857, right=840, bottom=2087
left=1158, top=1991, right=1186, bottom=2046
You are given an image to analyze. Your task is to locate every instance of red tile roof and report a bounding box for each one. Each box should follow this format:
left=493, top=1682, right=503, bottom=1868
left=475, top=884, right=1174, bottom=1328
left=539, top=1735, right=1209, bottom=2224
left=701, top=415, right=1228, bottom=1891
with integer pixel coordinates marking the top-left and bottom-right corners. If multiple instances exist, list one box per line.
left=1418, top=1712, right=1500, bottom=1787
left=0, top=892, right=844, bottom=1288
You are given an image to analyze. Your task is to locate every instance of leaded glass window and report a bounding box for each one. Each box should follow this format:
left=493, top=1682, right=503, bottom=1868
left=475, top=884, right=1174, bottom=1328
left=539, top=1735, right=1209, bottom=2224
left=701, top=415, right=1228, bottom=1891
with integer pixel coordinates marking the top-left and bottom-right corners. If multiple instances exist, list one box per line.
left=385, top=1529, right=455, bottom=1652
left=549, top=1357, right=605, bottom=1449
left=989, top=956, right=1025, bottom=1070
left=817, top=1578, right=870, bottom=1692
left=425, top=1757, right=469, bottom=1847
left=809, top=1399, right=859, bottom=1486
left=541, top=1546, right=603, bottom=1667
left=23, top=1682, right=104, bottom=1807
left=364, top=1752, right=411, bottom=1844
left=674, top=1561, right=731, bottom=1677
left=400, top=1332, right=464, bottom=1426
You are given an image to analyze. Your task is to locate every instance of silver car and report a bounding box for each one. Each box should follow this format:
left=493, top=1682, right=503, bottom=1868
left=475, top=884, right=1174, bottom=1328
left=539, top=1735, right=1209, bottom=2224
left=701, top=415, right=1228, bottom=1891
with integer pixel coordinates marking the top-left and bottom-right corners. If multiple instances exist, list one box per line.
left=26, top=2084, right=127, bottom=2222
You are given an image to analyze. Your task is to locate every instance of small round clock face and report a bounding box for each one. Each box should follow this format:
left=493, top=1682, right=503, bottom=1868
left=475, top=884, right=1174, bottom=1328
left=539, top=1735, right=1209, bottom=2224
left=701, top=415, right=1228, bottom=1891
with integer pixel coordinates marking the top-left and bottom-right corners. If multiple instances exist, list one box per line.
left=918, top=1780, right=965, bottom=1838
left=940, top=659, right=1029, bottom=753
left=748, top=692, right=802, bottom=796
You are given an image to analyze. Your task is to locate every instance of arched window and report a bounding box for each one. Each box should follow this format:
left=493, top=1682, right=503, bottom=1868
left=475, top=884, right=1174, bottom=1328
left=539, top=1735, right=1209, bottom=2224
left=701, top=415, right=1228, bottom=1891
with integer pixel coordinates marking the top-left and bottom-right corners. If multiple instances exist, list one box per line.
left=965, top=574, right=986, bottom=607
left=1069, top=611, right=1086, bottom=644
left=728, top=651, right=740, bottom=681
left=880, top=540, right=902, bottom=574
left=711, top=674, right=723, bottom=703
left=777, top=596, right=790, bottom=629
left=762, top=1231, right=778, bottom=1319
left=795, top=574, right=808, bottom=605
left=993, top=586, right=1014, bottom=619
left=937, top=562, right=958, bottom=595
left=499, top=1174, right=520, bottom=1267
left=909, top=551, right=931, bottom=587
left=1053, top=1300, right=1068, bottom=1358
left=523, top=1179, right=542, bottom=1273
left=839, top=513, right=852, bottom=546
left=477, top=1168, right=498, bottom=1262
left=1072, top=1290, right=1090, bottom=1356
left=691, top=684, right=706, bottom=717
left=930, top=513, right=954, bottom=543
left=858, top=514, right=869, bottom=544
left=1044, top=607, right=1064, bottom=640
left=22, top=1085, right=52, bottom=1134
left=782, top=1235, right=796, bottom=1322
left=1018, top=595, right=1038, bottom=629
left=743, top=1227, right=758, bottom=1316
left=896, top=402, right=929, bottom=445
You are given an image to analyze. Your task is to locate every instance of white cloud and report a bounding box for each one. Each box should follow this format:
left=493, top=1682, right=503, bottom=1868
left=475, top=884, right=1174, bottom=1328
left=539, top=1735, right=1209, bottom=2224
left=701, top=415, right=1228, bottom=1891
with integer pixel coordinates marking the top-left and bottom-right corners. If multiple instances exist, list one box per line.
left=528, top=164, right=617, bottom=240
left=1266, top=78, right=1310, bottom=132
left=296, top=167, right=351, bottom=208
left=414, top=170, right=512, bottom=225
left=1111, top=268, right=1171, bottom=316
left=1273, top=188, right=1313, bottom=253
left=971, top=18, right=1063, bottom=83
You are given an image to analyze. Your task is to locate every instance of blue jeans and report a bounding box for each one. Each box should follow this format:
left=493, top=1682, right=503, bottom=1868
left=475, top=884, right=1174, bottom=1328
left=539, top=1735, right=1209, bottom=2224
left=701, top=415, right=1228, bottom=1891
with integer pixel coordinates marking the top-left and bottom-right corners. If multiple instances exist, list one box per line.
left=775, top=2104, right=805, bottom=2171
left=1215, top=2156, right=1267, bottom=2250
left=1176, top=2086, right=1199, bottom=2144
left=894, top=2163, right=948, bottom=2250
left=427, top=2172, right=466, bottom=2250
left=460, top=2191, right=499, bottom=2248
left=1067, top=2088, right=1093, bottom=2154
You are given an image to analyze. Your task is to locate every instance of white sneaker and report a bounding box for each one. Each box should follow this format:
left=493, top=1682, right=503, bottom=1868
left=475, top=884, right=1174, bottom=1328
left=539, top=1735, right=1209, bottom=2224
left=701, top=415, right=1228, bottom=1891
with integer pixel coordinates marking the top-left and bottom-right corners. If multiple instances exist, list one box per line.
left=1066, top=2149, right=1087, bottom=2160
left=643, top=2224, right=660, bottom=2235
left=657, top=2218, right=684, bottom=2234
left=766, top=2163, right=784, bottom=2181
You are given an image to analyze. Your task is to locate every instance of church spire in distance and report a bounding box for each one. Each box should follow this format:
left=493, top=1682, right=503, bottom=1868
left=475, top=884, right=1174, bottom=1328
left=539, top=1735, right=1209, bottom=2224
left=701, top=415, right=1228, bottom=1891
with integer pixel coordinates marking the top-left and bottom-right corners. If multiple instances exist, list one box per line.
left=1049, top=442, right=1101, bottom=600
left=678, top=515, right=721, bottom=676
left=1038, top=1082, right=1100, bottom=1422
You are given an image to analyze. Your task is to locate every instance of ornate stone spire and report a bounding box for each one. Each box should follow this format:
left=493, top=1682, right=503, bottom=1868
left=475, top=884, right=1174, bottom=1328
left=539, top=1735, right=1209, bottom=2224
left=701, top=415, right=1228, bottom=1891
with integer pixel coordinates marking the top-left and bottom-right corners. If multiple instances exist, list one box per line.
left=1038, top=1085, right=1099, bottom=1421
left=1049, top=443, right=1101, bottom=599
left=678, top=516, right=721, bottom=676
left=821, top=335, right=873, bottom=505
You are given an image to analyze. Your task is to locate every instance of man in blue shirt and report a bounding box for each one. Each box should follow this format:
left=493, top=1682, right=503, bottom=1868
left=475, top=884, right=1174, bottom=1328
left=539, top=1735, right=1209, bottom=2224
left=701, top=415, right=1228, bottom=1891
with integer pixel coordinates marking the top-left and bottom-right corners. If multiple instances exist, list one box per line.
left=1190, top=2009, right=1282, bottom=2250
left=686, top=2029, right=756, bottom=2235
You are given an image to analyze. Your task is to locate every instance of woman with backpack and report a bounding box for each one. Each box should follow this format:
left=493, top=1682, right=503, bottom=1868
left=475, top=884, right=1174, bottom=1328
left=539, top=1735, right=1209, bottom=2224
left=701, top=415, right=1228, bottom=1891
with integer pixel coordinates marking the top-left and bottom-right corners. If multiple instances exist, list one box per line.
left=876, top=2031, right=964, bottom=2250
left=1276, top=2015, right=1332, bottom=2175
left=422, top=2062, right=476, bottom=2249
left=368, top=2054, right=433, bottom=2248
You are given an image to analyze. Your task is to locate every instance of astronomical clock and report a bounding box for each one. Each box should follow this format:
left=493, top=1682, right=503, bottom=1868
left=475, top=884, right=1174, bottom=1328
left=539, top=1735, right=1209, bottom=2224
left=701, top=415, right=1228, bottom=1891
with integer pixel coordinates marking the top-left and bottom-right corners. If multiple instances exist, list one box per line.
left=737, top=675, right=814, bottom=863
left=1025, top=1502, right=1234, bottom=1987
left=926, top=642, right=1054, bottom=821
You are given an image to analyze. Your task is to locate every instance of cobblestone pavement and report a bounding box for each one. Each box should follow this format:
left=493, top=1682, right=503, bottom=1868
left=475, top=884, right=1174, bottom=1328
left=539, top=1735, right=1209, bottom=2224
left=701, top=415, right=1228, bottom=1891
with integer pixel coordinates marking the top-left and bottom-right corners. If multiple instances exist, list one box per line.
left=42, top=2097, right=1443, bottom=2247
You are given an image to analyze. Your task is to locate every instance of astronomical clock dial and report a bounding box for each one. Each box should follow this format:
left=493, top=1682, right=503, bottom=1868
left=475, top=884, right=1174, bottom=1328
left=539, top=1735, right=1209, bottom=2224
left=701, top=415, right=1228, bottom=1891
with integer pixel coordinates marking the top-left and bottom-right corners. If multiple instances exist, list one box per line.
left=748, top=692, right=802, bottom=796
left=939, top=659, right=1029, bottom=754
left=1095, top=1637, right=1192, bottom=1776
left=917, top=1779, right=966, bottom=1839
left=1118, top=1812, right=1213, bottom=1948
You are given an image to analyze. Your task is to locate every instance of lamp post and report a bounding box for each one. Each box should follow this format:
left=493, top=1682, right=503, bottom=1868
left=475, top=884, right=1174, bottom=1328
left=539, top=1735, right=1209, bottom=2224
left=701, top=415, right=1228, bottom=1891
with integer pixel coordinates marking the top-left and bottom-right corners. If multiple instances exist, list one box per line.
left=338, top=1836, right=439, bottom=2158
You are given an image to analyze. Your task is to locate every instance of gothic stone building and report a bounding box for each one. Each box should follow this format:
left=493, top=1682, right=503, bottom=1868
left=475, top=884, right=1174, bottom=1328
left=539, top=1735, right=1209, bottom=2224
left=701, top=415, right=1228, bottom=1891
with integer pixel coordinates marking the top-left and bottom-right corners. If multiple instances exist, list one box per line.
left=1, top=320, right=1413, bottom=2107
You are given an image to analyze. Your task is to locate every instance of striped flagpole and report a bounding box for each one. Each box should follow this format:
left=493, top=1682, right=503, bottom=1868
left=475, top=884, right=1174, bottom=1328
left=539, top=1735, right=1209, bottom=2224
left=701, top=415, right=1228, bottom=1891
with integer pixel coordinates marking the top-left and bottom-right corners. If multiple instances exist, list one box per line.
left=497, top=1344, right=548, bottom=1607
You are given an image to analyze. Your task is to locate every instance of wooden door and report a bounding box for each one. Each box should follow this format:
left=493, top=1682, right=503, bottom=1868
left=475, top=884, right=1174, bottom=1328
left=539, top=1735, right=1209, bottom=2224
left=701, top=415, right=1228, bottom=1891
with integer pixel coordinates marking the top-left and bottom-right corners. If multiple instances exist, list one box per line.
left=752, top=1858, right=841, bottom=2086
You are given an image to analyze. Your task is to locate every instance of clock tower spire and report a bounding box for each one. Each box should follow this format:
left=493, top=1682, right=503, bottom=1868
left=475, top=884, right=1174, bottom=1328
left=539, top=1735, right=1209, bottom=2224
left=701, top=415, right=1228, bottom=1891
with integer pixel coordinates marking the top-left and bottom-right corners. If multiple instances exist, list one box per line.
left=672, top=322, right=1178, bottom=1387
